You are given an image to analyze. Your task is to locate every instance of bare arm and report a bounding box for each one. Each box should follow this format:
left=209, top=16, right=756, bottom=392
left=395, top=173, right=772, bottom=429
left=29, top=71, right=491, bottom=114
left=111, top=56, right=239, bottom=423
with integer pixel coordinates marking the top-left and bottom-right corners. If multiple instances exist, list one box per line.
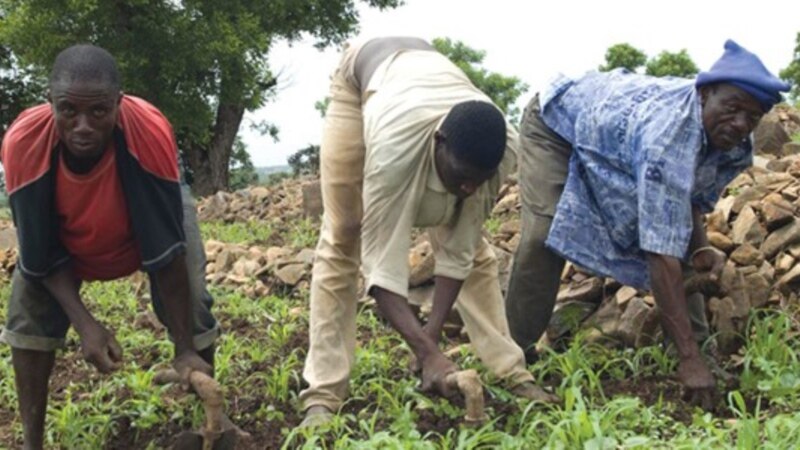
left=371, top=286, right=457, bottom=395
left=41, top=266, right=122, bottom=373
left=423, top=276, right=463, bottom=342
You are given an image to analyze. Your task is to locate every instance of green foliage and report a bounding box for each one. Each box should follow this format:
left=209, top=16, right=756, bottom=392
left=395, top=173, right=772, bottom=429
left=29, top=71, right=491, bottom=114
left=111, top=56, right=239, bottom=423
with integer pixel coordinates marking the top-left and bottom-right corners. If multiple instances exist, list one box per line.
left=645, top=49, right=699, bottom=78
left=228, top=138, right=259, bottom=191
left=289, top=217, right=319, bottom=249
left=288, top=144, right=320, bottom=176
left=432, top=37, right=528, bottom=123
left=781, top=32, right=800, bottom=102
left=0, top=44, right=45, bottom=148
left=200, top=220, right=272, bottom=244
left=599, top=43, right=647, bottom=72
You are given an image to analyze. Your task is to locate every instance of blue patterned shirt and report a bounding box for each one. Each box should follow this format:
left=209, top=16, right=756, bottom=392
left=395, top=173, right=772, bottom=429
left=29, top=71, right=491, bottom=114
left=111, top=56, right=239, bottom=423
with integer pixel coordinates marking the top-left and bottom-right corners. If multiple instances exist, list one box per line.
left=541, top=69, right=752, bottom=289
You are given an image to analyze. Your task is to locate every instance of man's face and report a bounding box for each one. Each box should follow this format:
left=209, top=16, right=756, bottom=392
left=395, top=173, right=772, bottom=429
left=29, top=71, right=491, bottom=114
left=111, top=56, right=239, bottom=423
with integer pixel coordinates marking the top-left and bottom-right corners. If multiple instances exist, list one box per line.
left=701, top=84, right=764, bottom=151
left=49, top=80, right=122, bottom=159
left=434, top=133, right=498, bottom=200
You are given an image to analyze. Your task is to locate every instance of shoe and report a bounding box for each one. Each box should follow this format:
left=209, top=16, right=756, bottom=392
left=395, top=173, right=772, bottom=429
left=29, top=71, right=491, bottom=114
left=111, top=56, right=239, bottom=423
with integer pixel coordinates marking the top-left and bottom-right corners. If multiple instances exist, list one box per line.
left=298, top=405, right=334, bottom=429
left=510, top=381, right=560, bottom=403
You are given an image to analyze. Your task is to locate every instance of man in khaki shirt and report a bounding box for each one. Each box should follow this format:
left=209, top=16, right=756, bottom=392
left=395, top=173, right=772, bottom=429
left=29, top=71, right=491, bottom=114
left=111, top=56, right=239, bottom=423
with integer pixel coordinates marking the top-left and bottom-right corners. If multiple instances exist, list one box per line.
left=300, top=37, right=557, bottom=427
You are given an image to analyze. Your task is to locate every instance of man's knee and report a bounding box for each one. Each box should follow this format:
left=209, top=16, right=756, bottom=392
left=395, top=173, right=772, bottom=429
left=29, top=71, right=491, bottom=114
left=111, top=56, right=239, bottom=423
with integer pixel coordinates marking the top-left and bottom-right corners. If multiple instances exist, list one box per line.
left=327, top=219, right=361, bottom=253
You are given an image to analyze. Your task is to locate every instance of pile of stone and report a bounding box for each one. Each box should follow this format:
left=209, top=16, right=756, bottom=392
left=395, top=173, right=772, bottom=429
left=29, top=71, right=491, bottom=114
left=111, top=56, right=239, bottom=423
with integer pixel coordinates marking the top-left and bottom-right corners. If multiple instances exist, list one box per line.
left=203, top=240, right=316, bottom=298
left=197, top=176, right=321, bottom=225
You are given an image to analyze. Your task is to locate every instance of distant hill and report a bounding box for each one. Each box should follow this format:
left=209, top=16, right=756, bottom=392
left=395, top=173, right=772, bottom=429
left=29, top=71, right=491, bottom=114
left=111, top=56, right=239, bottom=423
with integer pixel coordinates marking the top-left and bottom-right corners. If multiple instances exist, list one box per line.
left=255, top=165, right=291, bottom=183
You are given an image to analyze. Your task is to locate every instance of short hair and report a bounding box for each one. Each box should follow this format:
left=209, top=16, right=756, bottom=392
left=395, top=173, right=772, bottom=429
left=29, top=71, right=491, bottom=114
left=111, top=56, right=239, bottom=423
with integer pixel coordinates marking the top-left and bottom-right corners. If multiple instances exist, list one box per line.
left=440, top=101, right=506, bottom=169
left=49, top=44, right=121, bottom=92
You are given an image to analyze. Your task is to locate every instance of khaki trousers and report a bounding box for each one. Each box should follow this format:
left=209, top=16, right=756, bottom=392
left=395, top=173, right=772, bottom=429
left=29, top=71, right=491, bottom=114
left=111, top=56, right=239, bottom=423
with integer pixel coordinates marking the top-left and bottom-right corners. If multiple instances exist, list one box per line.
left=505, top=95, right=710, bottom=362
left=300, top=43, right=533, bottom=412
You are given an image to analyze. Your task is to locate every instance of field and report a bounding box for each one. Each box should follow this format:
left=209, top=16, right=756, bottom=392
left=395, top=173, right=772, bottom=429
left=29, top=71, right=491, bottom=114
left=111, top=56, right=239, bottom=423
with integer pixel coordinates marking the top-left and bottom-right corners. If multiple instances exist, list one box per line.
left=2, top=217, right=800, bottom=449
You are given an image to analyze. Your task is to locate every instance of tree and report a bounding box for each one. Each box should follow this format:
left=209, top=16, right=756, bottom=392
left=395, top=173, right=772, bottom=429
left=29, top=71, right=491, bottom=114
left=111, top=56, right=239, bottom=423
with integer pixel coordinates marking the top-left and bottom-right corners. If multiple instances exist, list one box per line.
left=288, top=144, right=320, bottom=176
left=432, top=37, right=528, bottom=123
left=780, top=32, right=800, bottom=103
left=645, top=49, right=699, bottom=78
left=0, top=44, right=45, bottom=149
left=228, top=138, right=259, bottom=191
left=599, top=43, right=647, bottom=72
left=0, top=0, right=402, bottom=195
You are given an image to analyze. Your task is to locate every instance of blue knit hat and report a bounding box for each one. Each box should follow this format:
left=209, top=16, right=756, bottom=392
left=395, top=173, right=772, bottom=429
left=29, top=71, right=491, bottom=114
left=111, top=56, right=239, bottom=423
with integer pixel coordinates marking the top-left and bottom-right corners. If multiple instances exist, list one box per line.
left=696, top=39, right=790, bottom=112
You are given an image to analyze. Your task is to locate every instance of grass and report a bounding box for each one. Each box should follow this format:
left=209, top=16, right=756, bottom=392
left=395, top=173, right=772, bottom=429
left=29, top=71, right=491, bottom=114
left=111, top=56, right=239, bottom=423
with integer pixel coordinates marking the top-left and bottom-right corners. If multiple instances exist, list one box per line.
left=2, top=220, right=800, bottom=448
left=199, top=219, right=273, bottom=244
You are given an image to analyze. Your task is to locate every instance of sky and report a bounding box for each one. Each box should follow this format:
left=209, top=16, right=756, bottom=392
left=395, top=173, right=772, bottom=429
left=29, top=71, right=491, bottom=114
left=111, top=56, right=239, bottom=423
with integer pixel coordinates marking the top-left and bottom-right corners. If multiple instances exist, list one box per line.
left=241, top=0, right=800, bottom=168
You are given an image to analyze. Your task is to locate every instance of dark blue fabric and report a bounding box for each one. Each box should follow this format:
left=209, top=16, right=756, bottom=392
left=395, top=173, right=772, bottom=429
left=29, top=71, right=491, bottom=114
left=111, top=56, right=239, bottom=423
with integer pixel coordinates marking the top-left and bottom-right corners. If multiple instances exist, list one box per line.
left=695, top=39, right=790, bottom=111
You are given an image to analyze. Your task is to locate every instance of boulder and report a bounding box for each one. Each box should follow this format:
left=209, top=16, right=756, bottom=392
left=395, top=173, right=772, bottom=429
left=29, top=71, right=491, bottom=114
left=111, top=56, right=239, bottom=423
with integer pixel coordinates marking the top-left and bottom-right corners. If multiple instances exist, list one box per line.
left=729, top=243, right=765, bottom=267
left=275, top=263, right=307, bottom=286
left=556, top=277, right=604, bottom=304
left=754, top=112, right=791, bottom=156
left=730, top=206, right=765, bottom=246
left=707, top=231, right=735, bottom=253
left=547, top=300, right=598, bottom=340
left=617, top=297, right=659, bottom=348
left=302, top=181, right=324, bottom=218
left=761, top=218, right=800, bottom=259
left=615, top=286, right=638, bottom=306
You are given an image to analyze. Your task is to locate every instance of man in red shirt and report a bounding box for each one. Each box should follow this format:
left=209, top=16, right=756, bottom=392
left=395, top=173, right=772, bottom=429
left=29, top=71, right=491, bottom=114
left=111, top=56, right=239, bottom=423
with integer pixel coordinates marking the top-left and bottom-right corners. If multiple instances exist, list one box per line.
left=0, top=44, right=219, bottom=449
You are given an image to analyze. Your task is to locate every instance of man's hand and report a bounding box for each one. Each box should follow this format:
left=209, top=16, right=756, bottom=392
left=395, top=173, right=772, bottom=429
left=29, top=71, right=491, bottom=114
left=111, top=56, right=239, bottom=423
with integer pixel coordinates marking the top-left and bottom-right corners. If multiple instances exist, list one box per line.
left=690, top=246, right=725, bottom=279
left=172, top=350, right=213, bottom=388
left=78, top=321, right=123, bottom=374
left=419, top=351, right=458, bottom=398
left=677, top=355, right=717, bottom=410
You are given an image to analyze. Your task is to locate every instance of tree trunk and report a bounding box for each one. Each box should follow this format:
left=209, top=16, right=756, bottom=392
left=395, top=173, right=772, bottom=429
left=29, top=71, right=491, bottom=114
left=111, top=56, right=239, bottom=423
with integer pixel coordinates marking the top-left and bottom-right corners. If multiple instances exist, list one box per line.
left=184, top=102, right=245, bottom=197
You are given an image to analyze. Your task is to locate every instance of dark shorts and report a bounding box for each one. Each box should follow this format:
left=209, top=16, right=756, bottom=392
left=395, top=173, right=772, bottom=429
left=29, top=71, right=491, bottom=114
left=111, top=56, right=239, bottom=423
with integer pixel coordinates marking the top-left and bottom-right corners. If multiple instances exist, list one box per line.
left=0, top=187, right=219, bottom=351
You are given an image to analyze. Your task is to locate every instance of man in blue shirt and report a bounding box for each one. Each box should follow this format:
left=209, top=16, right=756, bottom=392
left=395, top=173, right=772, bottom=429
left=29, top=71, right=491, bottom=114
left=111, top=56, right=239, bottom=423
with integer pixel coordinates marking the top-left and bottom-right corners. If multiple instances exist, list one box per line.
left=505, top=40, right=790, bottom=406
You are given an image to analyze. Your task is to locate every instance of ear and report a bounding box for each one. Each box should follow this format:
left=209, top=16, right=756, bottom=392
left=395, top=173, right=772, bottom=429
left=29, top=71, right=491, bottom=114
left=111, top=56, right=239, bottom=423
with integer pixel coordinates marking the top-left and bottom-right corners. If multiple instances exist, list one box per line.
left=116, top=91, right=124, bottom=106
left=47, top=90, right=53, bottom=104
left=434, top=129, right=446, bottom=146
left=699, top=85, right=710, bottom=106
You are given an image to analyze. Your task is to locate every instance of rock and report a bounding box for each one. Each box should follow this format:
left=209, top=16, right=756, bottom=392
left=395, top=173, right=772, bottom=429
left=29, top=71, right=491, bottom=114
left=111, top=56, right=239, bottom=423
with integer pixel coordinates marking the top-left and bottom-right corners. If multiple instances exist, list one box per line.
left=754, top=171, right=795, bottom=191
left=266, top=246, right=293, bottom=267
left=776, top=253, right=795, bottom=274
left=708, top=297, right=741, bottom=354
left=783, top=142, right=800, bottom=156
left=766, top=155, right=800, bottom=172
left=232, top=257, right=260, bottom=277
left=758, top=261, right=775, bottom=283
left=760, top=198, right=795, bottom=231
left=275, top=263, right=307, bottom=286
left=729, top=243, right=765, bottom=267
left=556, top=277, right=604, bottom=304
left=212, top=248, right=239, bottom=273
left=585, top=298, right=622, bottom=337
left=745, top=273, right=770, bottom=309
left=295, top=248, right=316, bottom=265
left=730, top=206, right=765, bottom=246
left=547, top=300, right=598, bottom=340
left=706, top=210, right=729, bottom=234
left=707, top=231, right=735, bottom=253
left=761, top=218, right=800, bottom=259
left=615, top=286, right=638, bottom=306
left=715, top=196, right=736, bottom=222
left=408, top=241, right=435, bottom=287
left=731, top=186, right=768, bottom=214
left=250, top=186, right=270, bottom=201
left=777, top=263, right=800, bottom=295
left=302, top=181, right=324, bottom=218
left=754, top=112, right=791, bottom=156
left=617, top=297, right=658, bottom=348
left=198, top=191, right=229, bottom=221
left=492, top=191, right=519, bottom=215
left=498, top=219, right=521, bottom=236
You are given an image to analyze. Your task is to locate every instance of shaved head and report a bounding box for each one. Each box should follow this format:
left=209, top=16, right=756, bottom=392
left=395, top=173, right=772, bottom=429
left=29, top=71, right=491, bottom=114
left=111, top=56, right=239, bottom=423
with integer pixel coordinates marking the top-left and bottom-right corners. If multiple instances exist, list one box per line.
left=50, top=44, right=121, bottom=92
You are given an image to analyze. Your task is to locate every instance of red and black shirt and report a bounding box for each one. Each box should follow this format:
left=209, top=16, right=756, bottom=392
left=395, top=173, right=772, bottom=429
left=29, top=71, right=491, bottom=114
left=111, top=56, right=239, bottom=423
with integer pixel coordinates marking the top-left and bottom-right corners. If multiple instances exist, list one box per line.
left=1, top=96, right=185, bottom=281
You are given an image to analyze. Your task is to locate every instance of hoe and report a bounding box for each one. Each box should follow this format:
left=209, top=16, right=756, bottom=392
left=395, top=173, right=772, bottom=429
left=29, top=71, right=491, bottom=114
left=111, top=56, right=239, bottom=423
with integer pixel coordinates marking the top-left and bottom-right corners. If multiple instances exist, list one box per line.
left=153, top=369, right=244, bottom=450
